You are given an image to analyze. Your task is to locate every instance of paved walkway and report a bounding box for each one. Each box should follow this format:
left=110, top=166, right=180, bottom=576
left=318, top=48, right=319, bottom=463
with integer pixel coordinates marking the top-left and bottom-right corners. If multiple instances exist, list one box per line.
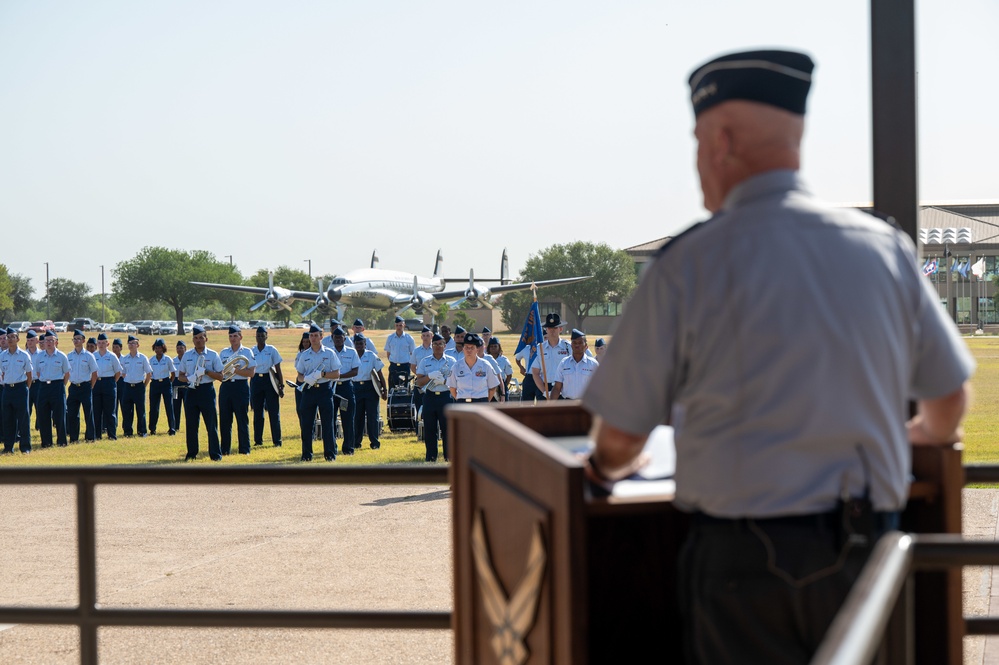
left=964, top=489, right=999, bottom=664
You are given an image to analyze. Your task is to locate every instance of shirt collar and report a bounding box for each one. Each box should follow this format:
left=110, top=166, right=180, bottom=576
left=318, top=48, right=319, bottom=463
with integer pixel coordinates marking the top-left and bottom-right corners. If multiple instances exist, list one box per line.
left=721, top=169, right=807, bottom=212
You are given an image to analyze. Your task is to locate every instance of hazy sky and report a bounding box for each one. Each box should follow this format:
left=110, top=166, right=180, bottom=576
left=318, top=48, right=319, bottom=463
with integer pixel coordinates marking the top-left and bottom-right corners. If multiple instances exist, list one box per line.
left=1, top=0, right=996, bottom=298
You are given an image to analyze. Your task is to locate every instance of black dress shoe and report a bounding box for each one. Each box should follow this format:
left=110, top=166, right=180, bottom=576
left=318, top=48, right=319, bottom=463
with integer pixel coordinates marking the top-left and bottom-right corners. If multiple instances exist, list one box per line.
left=343, top=450, right=354, bottom=456
left=184, top=455, right=196, bottom=461
left=109, top=436, right=118, bottom=441
left=168, top=430, right=176, bottom=436
left=57, top=443, right=68, bottom=447
left=210, top=456, right=223, bottom=461
left=273, top=442, right=282, bottom=447
left=140, top=433, right=148, bottom=438
left=300, top=455, right=312, bottom=462
left=370, top=444, right=380, bottom=450
left=239, top=451, right=250, bottom=455
left=150, top=430, right=156, bottom=435
left=0, top=450, right=14, bottom=455
left=21, top=450, right=31, bottom=455
left=254, top=442, right=263, bottom=446
left=325, top=456, right=335, bottom=462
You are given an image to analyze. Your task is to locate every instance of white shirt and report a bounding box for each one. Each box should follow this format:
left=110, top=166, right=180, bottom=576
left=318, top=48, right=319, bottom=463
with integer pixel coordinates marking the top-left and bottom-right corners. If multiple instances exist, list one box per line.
left=553, top=354, right=599, bottom=399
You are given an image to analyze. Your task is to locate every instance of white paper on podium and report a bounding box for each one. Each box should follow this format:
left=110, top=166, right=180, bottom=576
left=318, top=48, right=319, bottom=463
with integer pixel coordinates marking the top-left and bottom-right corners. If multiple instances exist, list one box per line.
left=552, top=425, right=677, bottom=497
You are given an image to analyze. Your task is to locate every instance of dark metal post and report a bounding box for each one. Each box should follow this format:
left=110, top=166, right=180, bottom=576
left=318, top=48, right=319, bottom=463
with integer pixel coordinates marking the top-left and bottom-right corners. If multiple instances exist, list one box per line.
left=77, top=480, right=98, bottom=665
left=100, top=265, right=105, bottom=326
left=304, top=259, right=311, bottom=279
left=871, top=0, right=919, bottom=245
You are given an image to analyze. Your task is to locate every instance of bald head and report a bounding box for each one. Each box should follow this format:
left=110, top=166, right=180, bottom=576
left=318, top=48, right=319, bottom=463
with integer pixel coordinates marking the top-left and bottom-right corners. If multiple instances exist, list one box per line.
left=694, top=100, right=804, bottom=212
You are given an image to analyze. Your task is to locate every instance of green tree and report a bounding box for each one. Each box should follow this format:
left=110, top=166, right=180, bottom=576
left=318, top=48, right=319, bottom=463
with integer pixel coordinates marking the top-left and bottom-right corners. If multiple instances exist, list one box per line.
left=249, top=266, right=314, bottom=327
left=113, top=247, right=243, bottom=332
left=502, top=242, right=637, bottom=330
left=499, top=290, right=534, bottom=332
left=7, top=273, right=34, bottom=319
left=0, top=265, right=14, bottom=319
left=47, top=278, right=91, bottom=321
left=451, top=310, right=476, bottom=331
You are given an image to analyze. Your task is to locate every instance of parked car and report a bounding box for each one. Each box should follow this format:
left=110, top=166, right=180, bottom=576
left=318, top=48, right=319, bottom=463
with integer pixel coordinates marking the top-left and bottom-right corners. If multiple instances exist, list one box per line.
left=7, top=321, right=31, bottom=332
left=135, top=320, right=160, bottom=335
left=193, top=319, right=214, bottom=330
left=182, top=322, right=194, bottom=334
left=212, top=320, right=226, bottom=330
left=158, top=321, right=178, bottom=335
left=72, top=317, right=97, bottom=331
left=110, top=322, right=136, bottom=334
left=28, top=320, right=55, bottom=334
left=52, top=321, right=69, bottom=333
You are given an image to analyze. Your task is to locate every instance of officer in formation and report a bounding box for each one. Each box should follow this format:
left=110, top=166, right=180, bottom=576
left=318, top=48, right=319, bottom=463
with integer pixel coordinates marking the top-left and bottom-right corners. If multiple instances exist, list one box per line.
left=172, top=340, right=187, bottom=432
left=0, top=333, right=6, bottom=441
left=414, top=333, right=454, bottom=462
left=93, top=333, right=122, bottom=441
left=34, top=331, right=71, bottom=448
left=351, top=319, right=377, bottom=354
left=409, top=325, right=434, bottom=415
left=66, top=329, right=99, bottom=443
left=594, top=338, right=607, bottom=360
left=111, top=338, right=125, bottom=434
left=24, top=331, right=41, bottom=433
left=447, top=326, right=466, bottom=359
left=439, top=325, right=453, bottom=352
left=328, top=327, right=358, bottom=454
left=148, top=338, right=176, bottom=436
left=251, top=325, right=284, bottom=448
left=218, top=325, right=256, bottom=455
left=119, top=335, right=152, bottom=438
left=486, top=338, right=514, bottom=394
left=352, top=333, right=386, bottom=450
left=294, top=323, right=341, bottom=461
left=550, top=330, right=598, bottom=400
left=177, top=325, right=224, bottom=461
left=474, top=339, right=506, bottom=402
left=86, top=337, right=97, bottom=354
left=531, top=313, right=572, bottom=400
left=582, top=49, right=975, bottom=664
left=2, top=327, right=34, bottom=454
left=384, top=316, right=415, bottom=389
left=446, top=333, right=499, bottom=403
left=480, top=327, right=492, bottom=349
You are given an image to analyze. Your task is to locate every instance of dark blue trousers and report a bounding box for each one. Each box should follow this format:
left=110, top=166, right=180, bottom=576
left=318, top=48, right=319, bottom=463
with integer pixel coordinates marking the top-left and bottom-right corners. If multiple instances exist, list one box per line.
left=298, top=382, right=335, bottom=460
left=185, top=383, right=221, bottom=460
left=67, top=382, right=95, bottom=442
left=334, top=382, right=355, bottom=453
left=37, top=381, right=67, bottom=447
left=219, top=380, right=250, bottom=454
left=421, top=390, right=453, bottom=461
left=120, top=382, right=147, bottom=436
left=148, top=379, right=175, bottom=434
left=93, top=377, right=117, bottom=440
left=250, top=374, right=282, bottom=446
left=2, top=382, right=30, bottom=452
left=172, top=384, right=186, bottom=433
left=353, top=382, right=380, bottom=449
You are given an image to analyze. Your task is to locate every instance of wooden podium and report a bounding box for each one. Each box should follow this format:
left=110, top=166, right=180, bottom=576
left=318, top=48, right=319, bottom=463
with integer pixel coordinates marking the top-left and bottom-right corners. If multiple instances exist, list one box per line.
left=449, top=402, right=963, bottom=665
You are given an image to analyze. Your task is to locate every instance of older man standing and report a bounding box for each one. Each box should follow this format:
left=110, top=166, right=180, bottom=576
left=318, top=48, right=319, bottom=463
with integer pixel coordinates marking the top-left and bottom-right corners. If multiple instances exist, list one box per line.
left=583, top=49, right=974, bottom=664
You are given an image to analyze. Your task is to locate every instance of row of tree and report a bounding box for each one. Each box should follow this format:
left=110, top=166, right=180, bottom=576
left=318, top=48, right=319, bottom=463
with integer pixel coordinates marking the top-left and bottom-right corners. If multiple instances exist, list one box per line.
left=0, top=241, right=638, bottom=332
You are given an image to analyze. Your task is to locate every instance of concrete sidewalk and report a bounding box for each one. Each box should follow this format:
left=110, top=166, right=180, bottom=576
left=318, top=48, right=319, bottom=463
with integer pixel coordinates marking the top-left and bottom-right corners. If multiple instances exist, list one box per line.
left=964, top=489, right=999, bottom=664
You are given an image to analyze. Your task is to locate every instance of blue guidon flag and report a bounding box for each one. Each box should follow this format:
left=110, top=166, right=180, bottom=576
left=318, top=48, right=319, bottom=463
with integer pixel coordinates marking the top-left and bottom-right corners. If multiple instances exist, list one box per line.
left=515, top=300, right=543, bottom=371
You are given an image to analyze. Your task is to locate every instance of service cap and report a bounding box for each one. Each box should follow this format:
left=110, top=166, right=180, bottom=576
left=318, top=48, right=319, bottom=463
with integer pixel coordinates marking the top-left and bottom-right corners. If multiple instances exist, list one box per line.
left=688, top=49, right=814, bottom=118
left=570, top=329, right=586, bottom=340
left=544, top=312, right=562, bottom=328
left=463, top=333, right=483, bottom=348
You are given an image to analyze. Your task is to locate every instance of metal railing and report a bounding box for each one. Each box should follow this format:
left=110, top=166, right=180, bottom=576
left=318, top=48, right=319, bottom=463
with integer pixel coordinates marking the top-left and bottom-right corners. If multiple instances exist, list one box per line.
left=811, top=463, right=999, bottom=665
left=0, top=466, right=451, bottom=665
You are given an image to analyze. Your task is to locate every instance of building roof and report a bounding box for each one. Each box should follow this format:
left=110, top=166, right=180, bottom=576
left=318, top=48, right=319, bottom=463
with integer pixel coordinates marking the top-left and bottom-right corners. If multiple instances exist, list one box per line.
left=624, top=236, right=672, bottom=256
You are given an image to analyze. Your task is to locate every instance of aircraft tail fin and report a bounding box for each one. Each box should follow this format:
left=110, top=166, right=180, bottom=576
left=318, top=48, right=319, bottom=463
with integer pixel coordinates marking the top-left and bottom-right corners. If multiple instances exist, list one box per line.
left=500, top=248, right=510, bottom=285
left=370, top=250, right=379, bottom=269
left=433, top=249, right=443, bottom=278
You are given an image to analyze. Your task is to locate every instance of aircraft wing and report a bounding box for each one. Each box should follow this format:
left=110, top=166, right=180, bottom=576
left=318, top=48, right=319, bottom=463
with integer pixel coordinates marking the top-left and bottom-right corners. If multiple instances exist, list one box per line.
left=432, top=275, right=592, bottom=301
left=189, top=282, right=321, bottom=301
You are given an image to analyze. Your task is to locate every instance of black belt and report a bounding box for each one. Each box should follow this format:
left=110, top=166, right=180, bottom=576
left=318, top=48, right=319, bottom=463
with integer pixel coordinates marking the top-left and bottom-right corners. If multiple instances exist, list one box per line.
left=461, top=397, right=488, bottom=403
left=690, top=509, right=900, bottom=533
left=255, top=372, right=269, bottom=376
left=390, top=362, right=408, bottom=366
left=154, top=378, right=168, bottom=382
left=127, top=382, right=144, bottom=387
left=4, top=381, right=26, bottom=386
left=40, top=380, right=60, bottom=385
left=71, top=382, right=88, bottom=387
left=426, top=390, right=450, bottom=396
left=98, top=376, right=115, bottom=381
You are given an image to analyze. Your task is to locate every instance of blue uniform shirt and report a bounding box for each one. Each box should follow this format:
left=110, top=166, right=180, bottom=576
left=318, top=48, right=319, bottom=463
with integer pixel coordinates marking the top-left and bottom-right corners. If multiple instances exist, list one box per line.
left=2, top=348, right=34, bottom=384
left=352, top=350, right=385, bottom=382
left=416, top=354, right=455, bottom=394
left=410, top=344, right=433, bottom=369
left=35, top=349, right=71, bottom=382
left=384, top=332, right=416, bottom=363
left=94, top=350, right=123, bottom=378
left=251, top=344, right=283, bottom=374
left=219, top=345, right=256, bottom=381
left=68, top=349, right=99, bottom=384
left=178, top=348, right=224, bottom=386
left=446, top=356, right=499, bottom=399
left=552, top=354, right=599, bottom=399
left=331, top=344, right=359, bottom=383
left=294, top=346, right=341, bottom=384
left=120, top=353, right=153, bottom=384
left=149, top=355, right=177, bottom=381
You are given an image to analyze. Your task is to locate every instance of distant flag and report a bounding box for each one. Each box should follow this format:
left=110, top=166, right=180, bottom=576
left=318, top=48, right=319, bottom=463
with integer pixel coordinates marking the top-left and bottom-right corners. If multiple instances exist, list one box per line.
left=972, top=257, right=987, bottom=278
left=957, top=260, right=971, bottom=279
left=923, top=259, right=938, bottom=276
left=951, top=258, right=959, bottom=273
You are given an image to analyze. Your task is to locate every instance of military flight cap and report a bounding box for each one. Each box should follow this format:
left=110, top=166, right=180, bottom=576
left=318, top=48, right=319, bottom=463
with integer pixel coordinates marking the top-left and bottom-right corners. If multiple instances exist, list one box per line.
left=394, top=316, right=404, bottom=324
left=453, top=325, right=466, bottom=335
left=688, top=49, right=814, bottom=118
left=192, top=325, right=206, bottom=336
left=127, top=335, right=139, bottom=343
left=332, top=327, right=345, bottom=337
left=44, top=330, right=57, bottom=339
left=352, top=333, right=366, bottom=343
left=5, top=327, right=15, bottom=335
left=73, top=329, right=85, bottom=338
left=309, top=323, right=323, bottom=334
left=87, top=337, right=97, bottom=345
left=112, top=338, right=122, bottom=346
left=570, top=329, right=586, bottom=340
left=544, top=312, right=563, bottom=328
left=329, top=317, right=341, bottom=327
left=97, top=333, right=108, bottom=341
left=595, top=338, right=606, bottom=348
left=227, top=325, right=240, bottom=335
left=463, top=333, right=483, bottom=347
left=256, top=325, right=267, bottom=334
left=487, top=337, right=499, bottom=347
left=481, top=327, right=491, bottom=334
left=353, top=318, right=364, bottom=327
left=432, top=333, right=443, bottom=342
left=421, top=325, right=432, bottom=333
left=153, top=338, right=166, bottom=348
left=176, top=339, right=186, bottom=348
left=301, top=331, right=310, bottom=340
left=25, top=330, right=37, bottom=339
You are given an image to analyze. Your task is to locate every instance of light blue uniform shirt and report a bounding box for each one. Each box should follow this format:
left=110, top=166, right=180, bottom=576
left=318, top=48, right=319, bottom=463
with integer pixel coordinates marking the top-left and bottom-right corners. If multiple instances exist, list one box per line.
left=410, top=344, right=433, bottom=369
left=2, top=348, right=34, bottom=384
left=94, top=350, right=122, bottom=378
left=533, top=338, right=572, bottom=384
left=251, top=344, right=283, bottom=374
left=552, top=354, right=599, bottom=399
left=35, top=349, right=71, bottom=382
left=120, top=353, right=152, bottom=384
left=446, top=356, right=499, bottom=399
left=352, top=350, right=384, bottom=382
left=178, top=348, right=224, bottom=386
left=68, top=349, right=99, bottom=384
left=219, top=345, right=256, bottom=381
left=492, top=354, right=514, bottom=380
left=384, top=332, right=416, bottom=363
left=416, top=354, right=455, bottom=394
left=330, top=343, right=359, bottom=383
left=294, top=346, right=341, bottom=384
left=149, top=355, right=176, bottom=381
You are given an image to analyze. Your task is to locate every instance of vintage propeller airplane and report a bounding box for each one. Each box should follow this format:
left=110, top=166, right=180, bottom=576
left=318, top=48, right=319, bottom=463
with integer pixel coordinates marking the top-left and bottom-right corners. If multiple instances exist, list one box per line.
left=190, top=249, right=590, bottom=323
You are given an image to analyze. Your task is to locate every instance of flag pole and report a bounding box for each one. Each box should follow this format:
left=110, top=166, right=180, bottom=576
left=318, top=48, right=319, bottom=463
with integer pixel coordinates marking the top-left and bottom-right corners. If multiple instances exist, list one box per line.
left=531, top=283, right=551, bottom=401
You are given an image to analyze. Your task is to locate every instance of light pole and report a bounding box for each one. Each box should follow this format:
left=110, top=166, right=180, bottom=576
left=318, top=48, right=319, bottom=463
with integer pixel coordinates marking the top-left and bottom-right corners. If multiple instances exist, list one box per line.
left=100, top=265, right=106, bottom=325
left=44, top=262, right=50, bottom=320
left=224, top=255, right=233, bottom=266
left=304, top=259, right=311, bottom=279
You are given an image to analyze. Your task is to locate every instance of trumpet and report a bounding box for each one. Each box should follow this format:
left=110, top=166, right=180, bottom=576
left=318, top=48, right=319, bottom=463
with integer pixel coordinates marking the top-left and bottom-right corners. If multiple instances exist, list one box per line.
left=191, top=353, right=207, bottom=388
left=221, top=355, right=250, bottom=382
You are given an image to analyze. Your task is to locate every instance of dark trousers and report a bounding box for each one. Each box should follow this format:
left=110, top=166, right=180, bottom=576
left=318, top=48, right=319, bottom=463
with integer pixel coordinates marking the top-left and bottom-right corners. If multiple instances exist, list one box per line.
left=421, top=391, right=452, bottom=461
left=334, top=382, right=355, bottom=453
left=219, top=380, right=251, bottom=454
left=298, top=382, right=335, bottom=459
left=250, top=374, right=282, bottom=446
left=185, top=384, right=221, bottom=460
left=116, top=377, right=125, bottom=430
left=148, top=379, right=175, bottom=434
left=520, top=373, right=539, bottom=400
left=2, top=383, right=30, bottom=452
left=28, top=379, right=39, bottom=431
left=353, top=382, right=380, bottom=449
left=678, top=512, right=897, bottom=665
left=388, top=362, right=410, bottom=390
left=37, top=382, right=68, bottom=447
left=120, top=382, right=147, bottom=436
left=67, top=382, right=95, bottom=442
left=173, top=384, right=186, bottom=432
left=93, top=377, right=117, bottom=440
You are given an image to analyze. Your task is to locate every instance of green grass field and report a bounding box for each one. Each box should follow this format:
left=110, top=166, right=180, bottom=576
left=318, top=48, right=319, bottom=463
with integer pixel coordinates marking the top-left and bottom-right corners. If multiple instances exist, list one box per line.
left=3, top=330, right=995, bottom=467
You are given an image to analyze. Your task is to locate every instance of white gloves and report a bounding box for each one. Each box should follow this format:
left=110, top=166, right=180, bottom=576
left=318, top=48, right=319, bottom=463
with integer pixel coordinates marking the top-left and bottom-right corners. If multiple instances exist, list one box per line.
left=305, top=370, right=323, bottom=385
left=193, top=367, right=206, bottom=379
left=428, top=371, right=444, bottom=382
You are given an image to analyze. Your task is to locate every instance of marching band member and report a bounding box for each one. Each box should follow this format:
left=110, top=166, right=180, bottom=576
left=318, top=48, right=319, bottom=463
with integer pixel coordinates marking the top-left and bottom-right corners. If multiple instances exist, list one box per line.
left=550, top=329, right=599, bottom=401
left=218, top=326, right=256, bottom=455
left=329, top=327, right=359, bottom=454
left=1, top=328, right=34, bottom=454
left=446, top=333, right=499, bottom=403
left=409, top=325, right=434, bottom=417
left=148, top=338, right=177, bottom=436
left=384, top=316, right=415, bottom=389
left=351, top=319, right=377, bottom=354
left=352, top=333, right=386, bottom=451
left=34, top=331, right=71, bottom=448
left=66, top=329, right=98, bottom=443
left=250, top=326, right=284, bottom=448
left=415, top=333, right=454, bottom=462
left=486, top=338, right=514, bottom=394
left=294, top=323, right=341, bottom=462
left=119, top=335, right=152, bottom=438
left=177, top=325, right=224, bottom=461
left=93, top=333, right=122, bottom=441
